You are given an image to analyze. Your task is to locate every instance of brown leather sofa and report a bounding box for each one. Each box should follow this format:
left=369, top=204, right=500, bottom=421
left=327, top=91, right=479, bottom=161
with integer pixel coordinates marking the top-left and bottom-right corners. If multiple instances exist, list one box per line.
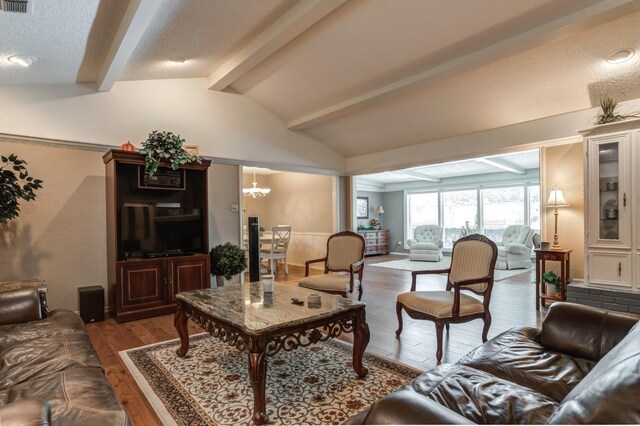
left=0, top=288, right=129, bottom=425
left=347, top=302, right=640, bottom=424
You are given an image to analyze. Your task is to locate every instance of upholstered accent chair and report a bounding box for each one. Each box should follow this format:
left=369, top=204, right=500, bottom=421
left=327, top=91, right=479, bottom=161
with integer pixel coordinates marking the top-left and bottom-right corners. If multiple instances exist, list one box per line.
left=298, top=231, right=365, bottom=300
left=396, top=234, right=498, bottom=364
left=407, top=225, right=443, bottom=262
left=496, top=225, right=535, bottom=270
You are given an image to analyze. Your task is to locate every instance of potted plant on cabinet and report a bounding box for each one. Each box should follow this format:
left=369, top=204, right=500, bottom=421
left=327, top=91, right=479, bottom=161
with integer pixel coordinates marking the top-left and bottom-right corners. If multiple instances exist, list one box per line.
left=542, top=271, right=562, bottom=297
left=1, top=154, right=43, bottom=224
left=139, top=130, right=202, bottom=176
left=210, top=242, right=247, bottom=287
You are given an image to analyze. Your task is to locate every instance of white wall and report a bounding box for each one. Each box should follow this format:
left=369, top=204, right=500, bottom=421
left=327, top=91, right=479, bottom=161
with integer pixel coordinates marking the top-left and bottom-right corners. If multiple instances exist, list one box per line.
left=346, top=98, right=640, bottom=174
left=0, top=78, right=345, bottom=173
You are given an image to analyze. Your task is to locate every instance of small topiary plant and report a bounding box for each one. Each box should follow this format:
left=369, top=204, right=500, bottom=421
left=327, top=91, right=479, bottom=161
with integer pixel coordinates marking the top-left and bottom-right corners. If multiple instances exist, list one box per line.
left=139, top=130, right=202, bottom=176
left=210, top=242, right=247, bottom=280
left=0, top=154, right=43, bottom=224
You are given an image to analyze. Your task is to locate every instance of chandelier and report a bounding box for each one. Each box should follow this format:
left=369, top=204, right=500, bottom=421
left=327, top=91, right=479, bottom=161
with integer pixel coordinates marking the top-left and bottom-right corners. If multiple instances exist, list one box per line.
left=243, top=171, right=271, bottom=198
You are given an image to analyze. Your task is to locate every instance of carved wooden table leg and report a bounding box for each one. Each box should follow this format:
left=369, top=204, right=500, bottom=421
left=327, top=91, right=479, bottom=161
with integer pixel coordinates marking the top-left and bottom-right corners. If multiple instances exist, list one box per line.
left=352, top=308, right=370, bottom=378
left=174, top=301, right=190, bottom=357
left=247, top=337, right=268, bottom=425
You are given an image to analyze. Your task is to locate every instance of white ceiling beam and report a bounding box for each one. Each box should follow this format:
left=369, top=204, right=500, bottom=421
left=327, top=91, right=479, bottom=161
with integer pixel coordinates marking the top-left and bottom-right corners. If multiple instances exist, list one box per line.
left=208, top=0, right=346, bottom=91
left=287, top=0, right=640, bottom=130
left=96, top=0, right=162, bottom=92
left=392, top=170, right=441, bottom=183
left=477, top=158, right=525, bottom=174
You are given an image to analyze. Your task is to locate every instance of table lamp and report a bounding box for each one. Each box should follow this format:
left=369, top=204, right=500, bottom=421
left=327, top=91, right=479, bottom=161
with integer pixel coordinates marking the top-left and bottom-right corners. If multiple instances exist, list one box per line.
left=545, top=186, right=569, bottom=248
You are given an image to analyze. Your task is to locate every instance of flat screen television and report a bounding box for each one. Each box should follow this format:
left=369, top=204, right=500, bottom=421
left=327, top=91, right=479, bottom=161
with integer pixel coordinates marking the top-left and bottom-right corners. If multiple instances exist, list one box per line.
left=121, top=203, right=203, bottom=258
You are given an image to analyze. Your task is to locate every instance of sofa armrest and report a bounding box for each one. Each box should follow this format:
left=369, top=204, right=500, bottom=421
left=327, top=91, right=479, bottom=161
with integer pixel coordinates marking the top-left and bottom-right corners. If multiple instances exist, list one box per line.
left=0, top=288, right=43, bottom=326
left=407, top=239, right=417, bottom=248
left=0, top=399, right=51, bottom=426
left=343, top=390, right=474, bottom=424
left=503, top=243, right=530, bottom=255
left=541, top=302, right=639, bottom=361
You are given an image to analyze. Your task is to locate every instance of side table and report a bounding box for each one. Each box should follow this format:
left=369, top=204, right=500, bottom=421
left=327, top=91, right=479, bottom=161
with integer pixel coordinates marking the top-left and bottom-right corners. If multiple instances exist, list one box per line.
left=534, top=249, right=572, bottom=311
left=0, top=279, right=48, bottom=317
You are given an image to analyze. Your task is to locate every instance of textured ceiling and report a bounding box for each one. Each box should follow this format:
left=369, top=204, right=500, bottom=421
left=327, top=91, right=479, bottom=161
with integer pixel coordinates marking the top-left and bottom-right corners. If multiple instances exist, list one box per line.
left=1, top=0, right=639, bottom=162
left=359, top=149, right=540, bottom=185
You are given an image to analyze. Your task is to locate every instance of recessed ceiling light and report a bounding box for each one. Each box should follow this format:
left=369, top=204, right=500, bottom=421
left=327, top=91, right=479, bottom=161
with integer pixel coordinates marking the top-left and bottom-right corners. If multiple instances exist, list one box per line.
left=606, top=48, right=635, bottom=64
left=8, top=55, right=37, bottom=67
left=170, top=57, right=187, bottom=64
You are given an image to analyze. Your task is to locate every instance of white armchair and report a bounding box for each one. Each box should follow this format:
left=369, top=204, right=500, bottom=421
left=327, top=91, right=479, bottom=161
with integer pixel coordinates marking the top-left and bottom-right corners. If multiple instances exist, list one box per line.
left=496, top=225, right=535, bottom=270
left=407, top=225, right=443, bottom=262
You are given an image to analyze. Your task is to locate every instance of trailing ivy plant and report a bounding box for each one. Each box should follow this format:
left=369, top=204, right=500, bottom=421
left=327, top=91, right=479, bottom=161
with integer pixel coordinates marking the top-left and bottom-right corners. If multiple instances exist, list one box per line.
left=139, top=130, right=202, bottom=176
left=0, top=154, right=43, bottom=224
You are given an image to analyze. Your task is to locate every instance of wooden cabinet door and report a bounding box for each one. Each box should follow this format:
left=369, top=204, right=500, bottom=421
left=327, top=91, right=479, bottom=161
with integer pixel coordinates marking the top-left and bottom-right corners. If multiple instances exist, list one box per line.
left=118, top=259, right=167, bottom=311
left=168, top=255, right=210, bottom=302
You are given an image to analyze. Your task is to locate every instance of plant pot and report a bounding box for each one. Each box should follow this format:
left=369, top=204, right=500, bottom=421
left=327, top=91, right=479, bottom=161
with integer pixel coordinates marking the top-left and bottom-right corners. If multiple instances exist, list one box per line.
left=545, top=282, right=559, bottom=297
left=215, top=275, right=225, bottom=287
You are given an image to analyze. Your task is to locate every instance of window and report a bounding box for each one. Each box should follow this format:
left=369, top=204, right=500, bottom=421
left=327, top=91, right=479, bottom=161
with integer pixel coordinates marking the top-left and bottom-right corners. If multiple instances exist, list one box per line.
left=442, top=190, right=478, bottom=248
left=528, top=185, right=540, bottom=234
left=482, top=187, right=525, bottom=243
left=407, top=192, right=438, bottom=238
left=405, top=183, right=540, bottom=249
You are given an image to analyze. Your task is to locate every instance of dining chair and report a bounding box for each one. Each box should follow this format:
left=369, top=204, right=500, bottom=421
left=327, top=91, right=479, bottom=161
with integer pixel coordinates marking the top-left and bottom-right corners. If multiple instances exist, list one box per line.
left=259, top=225, right=291, bottom=274
left=298, top=231, right=365, bottom=300
left=396, top=234, right=498, bottom=364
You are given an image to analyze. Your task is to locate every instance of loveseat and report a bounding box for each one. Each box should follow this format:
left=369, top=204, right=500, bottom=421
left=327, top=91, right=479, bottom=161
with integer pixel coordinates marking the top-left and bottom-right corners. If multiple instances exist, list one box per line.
left=346, top=302, right=640, bottom=424
left=407, top=225, right=443, bottom=262
left=496, top=224, right=535, bottom=270
left=0, top=288, right=129, bottom=425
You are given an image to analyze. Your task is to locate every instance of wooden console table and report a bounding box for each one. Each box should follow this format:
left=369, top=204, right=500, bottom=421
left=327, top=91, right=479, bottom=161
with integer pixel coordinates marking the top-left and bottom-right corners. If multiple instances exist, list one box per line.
left=534, top=248, right=572, bottom=311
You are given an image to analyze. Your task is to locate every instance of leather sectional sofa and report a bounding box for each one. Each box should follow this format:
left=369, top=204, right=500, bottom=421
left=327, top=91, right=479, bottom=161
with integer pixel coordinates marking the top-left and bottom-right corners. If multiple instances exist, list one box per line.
left=0, top=288, right=129, bottom=425
left=347, top=302, right=640, bottom=424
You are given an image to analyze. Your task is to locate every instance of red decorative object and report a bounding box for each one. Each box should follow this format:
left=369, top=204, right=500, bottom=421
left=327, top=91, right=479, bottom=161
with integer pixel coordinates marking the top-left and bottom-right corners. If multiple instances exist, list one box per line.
left=120, top=142, right=136, bottom=152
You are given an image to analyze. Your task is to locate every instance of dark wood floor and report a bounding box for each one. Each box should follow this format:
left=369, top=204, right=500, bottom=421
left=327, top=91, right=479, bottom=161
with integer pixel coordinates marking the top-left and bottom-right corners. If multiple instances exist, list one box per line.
left=86, top=254, right=546, bottom=425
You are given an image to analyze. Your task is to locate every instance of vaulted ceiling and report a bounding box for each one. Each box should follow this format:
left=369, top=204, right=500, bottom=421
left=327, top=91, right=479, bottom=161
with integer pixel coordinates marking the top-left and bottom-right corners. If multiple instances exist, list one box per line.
left=2, top=0, right=639, bottom=160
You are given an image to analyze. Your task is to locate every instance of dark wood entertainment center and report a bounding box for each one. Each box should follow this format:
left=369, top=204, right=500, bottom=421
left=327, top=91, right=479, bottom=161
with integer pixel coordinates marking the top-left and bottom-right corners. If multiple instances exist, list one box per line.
left=103, top=150, right=212, bottom=322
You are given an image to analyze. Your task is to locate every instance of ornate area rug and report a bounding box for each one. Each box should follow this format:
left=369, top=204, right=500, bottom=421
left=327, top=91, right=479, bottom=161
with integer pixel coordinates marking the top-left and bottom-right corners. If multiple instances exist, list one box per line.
left=120, top=333, right=421, bottom=425
left=370, top=257, right=531, bottom=281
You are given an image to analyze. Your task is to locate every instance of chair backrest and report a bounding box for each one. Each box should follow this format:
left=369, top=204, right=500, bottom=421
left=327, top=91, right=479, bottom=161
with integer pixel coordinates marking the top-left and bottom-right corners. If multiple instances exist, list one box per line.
left=501, top=225, right=534, bottom=248
left=413, top=225, right=442, bottom=243
left=325, top=231, right=365, bottom=271
left=532, top=233, right=541, bottom=249
left=448, top=234, right=498, bottom=294
left=269, top=226, right=291, bottom=253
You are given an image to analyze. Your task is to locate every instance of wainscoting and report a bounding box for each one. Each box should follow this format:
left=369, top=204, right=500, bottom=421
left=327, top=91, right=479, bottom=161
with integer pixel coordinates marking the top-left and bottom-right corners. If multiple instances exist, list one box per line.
left=285, top=231, right=331, bottom=269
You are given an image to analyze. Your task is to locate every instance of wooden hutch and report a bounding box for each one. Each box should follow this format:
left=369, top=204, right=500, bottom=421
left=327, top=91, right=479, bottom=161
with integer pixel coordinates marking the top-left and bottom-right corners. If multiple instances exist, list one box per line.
left=103, top=150, right=211, bottom=322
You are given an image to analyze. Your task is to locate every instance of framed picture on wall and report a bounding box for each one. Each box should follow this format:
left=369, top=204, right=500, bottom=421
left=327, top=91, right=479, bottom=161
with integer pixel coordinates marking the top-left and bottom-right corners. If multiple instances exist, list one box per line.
left=357, top=197, right=369, bottom=219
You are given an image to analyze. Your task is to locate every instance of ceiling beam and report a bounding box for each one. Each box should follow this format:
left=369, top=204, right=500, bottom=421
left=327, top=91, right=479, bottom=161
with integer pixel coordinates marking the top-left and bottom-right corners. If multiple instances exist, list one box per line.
left=476, top=158, right=525, bottom=174
left=392, top=170, right=441, bottom=183
left=96, top=0, right=162, bottom=92
left=208, top=0, right=346, bottom=91
left=287, top=0, right=640, bottom=130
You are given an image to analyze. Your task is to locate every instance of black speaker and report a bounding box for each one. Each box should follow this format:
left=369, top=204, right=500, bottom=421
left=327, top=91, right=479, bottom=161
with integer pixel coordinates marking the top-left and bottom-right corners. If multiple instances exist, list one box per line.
left=248, top=216, right=261, bottom=282
left=78, top=286, right=105, bottom=323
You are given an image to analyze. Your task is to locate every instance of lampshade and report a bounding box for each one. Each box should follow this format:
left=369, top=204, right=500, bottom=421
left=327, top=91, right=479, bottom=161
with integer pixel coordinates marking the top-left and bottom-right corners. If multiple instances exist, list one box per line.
left=243, top=171, right=271, bottom=198
left=545, top=187, right=568, bottom=207
left=377, top=205, right=384, bottom=214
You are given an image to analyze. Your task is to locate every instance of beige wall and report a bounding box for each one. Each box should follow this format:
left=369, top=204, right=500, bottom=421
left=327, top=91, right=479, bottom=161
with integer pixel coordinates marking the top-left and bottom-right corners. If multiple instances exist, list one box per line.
left=243, top=171, right=335, bottom=267
left=541, top=142, right=585, bottom=279
left=243, top=172, right=334, bottom=233
left=0, top=138, right=241, bottom=310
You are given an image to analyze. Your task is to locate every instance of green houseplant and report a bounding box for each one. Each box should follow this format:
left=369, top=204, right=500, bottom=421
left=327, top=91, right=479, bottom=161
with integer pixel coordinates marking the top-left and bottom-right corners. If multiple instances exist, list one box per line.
left=210, top=242, right=247, bottom=286
left=0, top=154, right=43, bottom=224
left=541, top=271, right=561, bottom=296
left=139, top=130, right=202, bottom=176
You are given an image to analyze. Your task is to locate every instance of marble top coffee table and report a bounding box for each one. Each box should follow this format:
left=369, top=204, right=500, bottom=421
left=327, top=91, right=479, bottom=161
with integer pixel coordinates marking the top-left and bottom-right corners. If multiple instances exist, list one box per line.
left=174, top=282, right=370, bottom=425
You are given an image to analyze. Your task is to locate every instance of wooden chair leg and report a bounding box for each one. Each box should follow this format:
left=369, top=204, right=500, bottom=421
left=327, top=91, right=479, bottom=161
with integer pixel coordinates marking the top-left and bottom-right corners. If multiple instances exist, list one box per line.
left=482, top=313, right=492, bottom=342
left=395, top=302, right=404, bottom=338
left=357, top=284, right=363, bottom=301
left=284, top=256, right=289, bottom=275
left=435, top=322, right=445, bottom=364
left=445, top=323, right=450, bottom=333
